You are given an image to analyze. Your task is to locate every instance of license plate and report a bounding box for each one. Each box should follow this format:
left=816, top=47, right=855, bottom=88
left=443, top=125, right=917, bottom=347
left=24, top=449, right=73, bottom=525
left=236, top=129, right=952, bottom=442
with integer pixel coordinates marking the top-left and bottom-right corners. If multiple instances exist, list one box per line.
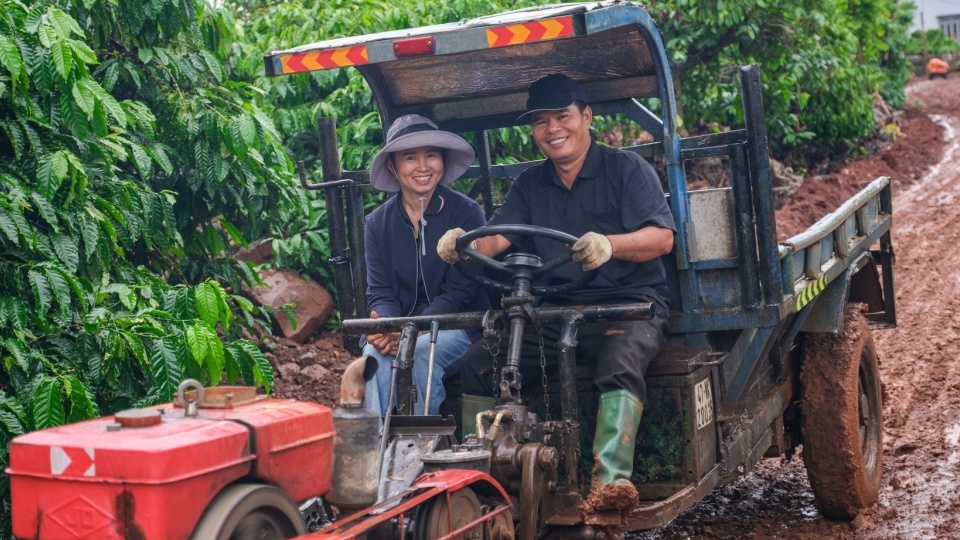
left=695, top=378, right=714, bottom=430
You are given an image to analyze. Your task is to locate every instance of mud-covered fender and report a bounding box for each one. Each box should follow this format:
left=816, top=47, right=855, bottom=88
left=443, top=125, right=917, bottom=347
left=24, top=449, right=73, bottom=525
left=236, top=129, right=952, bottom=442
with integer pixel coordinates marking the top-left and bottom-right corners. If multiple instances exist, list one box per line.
left=800, top=253, right=879, bottom=333
left=412, top=469, right=512, bottom=505
left=296, top=470, right=511, bottom=539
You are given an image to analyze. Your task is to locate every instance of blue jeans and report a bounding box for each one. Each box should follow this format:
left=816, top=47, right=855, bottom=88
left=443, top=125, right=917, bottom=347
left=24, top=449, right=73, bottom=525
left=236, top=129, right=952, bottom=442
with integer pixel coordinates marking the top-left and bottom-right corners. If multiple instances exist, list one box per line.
left=362, top=329, right=471, bottom=416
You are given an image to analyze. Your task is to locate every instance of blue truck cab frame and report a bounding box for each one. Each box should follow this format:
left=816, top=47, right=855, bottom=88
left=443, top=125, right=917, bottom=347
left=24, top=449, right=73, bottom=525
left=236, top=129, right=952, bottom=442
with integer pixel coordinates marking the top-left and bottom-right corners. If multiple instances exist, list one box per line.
left=266, top=1, right=895, bottom=535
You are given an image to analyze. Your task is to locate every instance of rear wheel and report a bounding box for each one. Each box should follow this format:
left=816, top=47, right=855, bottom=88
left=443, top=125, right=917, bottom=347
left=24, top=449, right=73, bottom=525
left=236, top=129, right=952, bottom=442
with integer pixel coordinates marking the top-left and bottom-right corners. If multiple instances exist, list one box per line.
left=191, top=484, right=306, bottom=540
left=800, top=305, right=883, bottom=519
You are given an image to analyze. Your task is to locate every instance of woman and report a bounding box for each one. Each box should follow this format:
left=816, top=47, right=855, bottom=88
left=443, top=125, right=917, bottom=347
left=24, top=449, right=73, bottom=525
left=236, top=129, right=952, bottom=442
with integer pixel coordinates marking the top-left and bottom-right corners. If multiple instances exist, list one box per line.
left=362, top=114, right=488, bottom=416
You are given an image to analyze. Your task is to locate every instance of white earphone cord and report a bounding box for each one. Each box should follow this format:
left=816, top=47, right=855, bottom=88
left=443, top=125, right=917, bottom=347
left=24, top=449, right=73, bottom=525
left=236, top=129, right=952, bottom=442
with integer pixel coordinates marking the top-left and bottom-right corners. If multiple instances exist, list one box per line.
left=418, top=195, right=427, bottom=256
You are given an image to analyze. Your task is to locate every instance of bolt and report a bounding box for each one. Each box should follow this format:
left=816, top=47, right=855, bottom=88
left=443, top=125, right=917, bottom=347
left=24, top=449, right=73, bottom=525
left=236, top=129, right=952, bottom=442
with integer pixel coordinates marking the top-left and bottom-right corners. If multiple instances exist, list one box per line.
left=539, top=447, right=559, bottom=470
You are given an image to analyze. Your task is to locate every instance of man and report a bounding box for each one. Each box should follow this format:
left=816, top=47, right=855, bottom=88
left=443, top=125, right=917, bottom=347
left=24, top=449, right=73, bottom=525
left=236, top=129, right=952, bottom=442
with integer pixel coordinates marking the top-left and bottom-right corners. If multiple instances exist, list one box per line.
left=437, top=73, right=675, bottom=516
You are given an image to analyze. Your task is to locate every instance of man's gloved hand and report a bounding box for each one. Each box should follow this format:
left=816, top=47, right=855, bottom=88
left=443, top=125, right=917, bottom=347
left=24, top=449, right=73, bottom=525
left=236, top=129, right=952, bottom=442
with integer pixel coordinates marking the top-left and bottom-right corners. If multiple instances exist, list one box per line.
left=572, top=232, right=613, bottom=271
left=437, top=228, right=467, bottom=264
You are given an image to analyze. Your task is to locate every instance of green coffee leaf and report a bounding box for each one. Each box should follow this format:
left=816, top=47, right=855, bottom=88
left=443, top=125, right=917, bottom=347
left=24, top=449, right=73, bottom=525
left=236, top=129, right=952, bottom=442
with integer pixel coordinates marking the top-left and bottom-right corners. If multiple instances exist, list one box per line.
left=33, top=377, right=66, bottom=429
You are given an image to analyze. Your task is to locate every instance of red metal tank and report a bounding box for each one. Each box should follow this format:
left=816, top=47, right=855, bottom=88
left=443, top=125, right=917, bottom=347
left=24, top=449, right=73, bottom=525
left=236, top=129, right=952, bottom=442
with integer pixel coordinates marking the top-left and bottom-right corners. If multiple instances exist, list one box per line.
left=196, top=396, right=335, bottom=502
left=7, top=391, right=334, bottom=540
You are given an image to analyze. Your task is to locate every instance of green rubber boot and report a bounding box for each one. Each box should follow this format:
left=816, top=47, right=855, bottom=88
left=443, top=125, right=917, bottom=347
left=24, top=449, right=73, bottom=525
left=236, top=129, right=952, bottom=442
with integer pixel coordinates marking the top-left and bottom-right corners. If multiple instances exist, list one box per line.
left=583, top=389, right=644, bottom=515
left=460, top=394, right=497, bottom=441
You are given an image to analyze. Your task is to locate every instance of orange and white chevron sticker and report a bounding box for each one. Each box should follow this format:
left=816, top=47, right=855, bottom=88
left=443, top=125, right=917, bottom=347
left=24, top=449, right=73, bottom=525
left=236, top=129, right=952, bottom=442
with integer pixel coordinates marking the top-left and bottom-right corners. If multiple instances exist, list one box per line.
left=486, top=16, right=574, bottom=48
left=280, top=45, right=369, bottom=74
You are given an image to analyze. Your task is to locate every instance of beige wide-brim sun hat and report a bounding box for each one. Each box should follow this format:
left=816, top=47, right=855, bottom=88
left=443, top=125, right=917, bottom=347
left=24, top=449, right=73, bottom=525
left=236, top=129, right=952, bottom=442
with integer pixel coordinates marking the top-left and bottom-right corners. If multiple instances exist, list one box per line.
left=369, top=114, right=475, bottom=193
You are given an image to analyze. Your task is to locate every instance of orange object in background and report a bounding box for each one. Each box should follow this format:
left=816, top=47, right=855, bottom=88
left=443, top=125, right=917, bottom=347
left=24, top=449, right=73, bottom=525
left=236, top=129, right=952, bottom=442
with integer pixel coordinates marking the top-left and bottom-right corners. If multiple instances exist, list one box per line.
left=928, top=57, right=949, bottom=75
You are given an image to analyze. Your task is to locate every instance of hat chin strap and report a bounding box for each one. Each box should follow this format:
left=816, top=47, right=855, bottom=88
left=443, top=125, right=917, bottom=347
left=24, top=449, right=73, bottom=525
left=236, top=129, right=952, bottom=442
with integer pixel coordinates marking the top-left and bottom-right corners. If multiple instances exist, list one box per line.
left=392, top=164, right=430, bottom=256
left=418, top=195, right=427, bottom=256
left=387, top=157, right=432, bottom=257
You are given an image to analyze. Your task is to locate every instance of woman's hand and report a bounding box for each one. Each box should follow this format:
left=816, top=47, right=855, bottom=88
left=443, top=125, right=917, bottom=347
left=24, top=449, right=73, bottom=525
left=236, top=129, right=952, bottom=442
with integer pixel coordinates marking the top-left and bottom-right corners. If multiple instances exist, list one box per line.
left=365, top=311, right=399, bottom=356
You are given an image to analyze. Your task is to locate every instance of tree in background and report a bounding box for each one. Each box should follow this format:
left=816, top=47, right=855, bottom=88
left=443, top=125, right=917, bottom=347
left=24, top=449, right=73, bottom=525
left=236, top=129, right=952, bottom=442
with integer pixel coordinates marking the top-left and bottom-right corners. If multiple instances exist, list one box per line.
left=0, top=1, right=286, bottom=529
left=905, top=28, right=960, bottom=56
left=652, top=0, right=914, bottom=153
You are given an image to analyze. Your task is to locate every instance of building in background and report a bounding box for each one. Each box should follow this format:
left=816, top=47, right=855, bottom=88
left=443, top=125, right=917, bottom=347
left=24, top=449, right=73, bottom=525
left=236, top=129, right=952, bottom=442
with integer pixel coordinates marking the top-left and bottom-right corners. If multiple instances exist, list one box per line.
left=912, top=0, right=960, bottom=40
left=940, top=14, right=960, bottom=40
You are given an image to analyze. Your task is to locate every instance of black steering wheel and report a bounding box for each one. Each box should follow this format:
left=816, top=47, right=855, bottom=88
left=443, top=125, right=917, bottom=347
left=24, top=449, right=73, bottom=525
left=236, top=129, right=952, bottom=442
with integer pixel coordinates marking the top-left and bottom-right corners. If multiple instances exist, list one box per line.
left=453, top=224, right=599, bottom=295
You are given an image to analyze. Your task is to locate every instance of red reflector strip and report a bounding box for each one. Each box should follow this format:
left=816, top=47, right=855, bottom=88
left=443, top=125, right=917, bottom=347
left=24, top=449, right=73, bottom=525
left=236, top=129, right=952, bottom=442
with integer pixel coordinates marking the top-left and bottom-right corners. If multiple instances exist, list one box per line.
left=279, top=45, right=369, bottom=74
left=393, top=36, right=435, bottom=57
left=486, top=16, right=574, bottom=48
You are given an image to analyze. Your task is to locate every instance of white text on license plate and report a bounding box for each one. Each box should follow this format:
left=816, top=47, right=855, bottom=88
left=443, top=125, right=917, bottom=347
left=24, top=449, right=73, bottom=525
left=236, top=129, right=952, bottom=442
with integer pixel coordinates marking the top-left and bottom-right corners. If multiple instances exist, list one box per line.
left=695, top=378, right=714, bottom=430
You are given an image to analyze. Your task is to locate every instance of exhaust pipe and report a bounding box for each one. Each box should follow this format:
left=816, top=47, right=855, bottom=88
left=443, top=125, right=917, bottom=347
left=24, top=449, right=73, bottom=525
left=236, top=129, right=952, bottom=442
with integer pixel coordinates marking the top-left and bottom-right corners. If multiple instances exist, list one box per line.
left=330, top=355, right=381, bottom=510
left=339, top=355, right=378, bottom=407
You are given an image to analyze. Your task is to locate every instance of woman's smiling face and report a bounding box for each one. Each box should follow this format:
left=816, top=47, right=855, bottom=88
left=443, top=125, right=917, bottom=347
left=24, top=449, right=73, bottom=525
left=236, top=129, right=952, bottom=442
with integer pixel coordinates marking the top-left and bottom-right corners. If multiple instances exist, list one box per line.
left=389, top=146, right=445, bottom=198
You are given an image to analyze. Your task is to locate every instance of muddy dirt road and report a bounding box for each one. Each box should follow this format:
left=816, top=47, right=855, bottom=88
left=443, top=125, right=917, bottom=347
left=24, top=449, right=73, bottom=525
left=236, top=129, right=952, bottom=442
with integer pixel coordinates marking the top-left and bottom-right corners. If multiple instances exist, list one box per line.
left=635, top=76, right=960, bottom=539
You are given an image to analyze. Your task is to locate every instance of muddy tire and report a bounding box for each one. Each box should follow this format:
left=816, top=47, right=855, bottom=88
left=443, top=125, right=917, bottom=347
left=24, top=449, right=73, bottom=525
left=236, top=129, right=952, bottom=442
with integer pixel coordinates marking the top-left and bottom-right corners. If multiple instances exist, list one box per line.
left=800, top=305, right=883, bottom=519
left=191, top=484, right=306, bottom=539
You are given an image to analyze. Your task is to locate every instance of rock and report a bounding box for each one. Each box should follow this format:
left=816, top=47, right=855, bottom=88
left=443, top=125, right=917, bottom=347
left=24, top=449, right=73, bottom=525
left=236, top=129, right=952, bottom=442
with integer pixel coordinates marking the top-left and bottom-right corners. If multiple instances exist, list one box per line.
left=851, top=514, right=874, bottom=530
left=890, top=475, right=902, bottom=489
left=318, top=354, right=336, bottom=369
left=314, top=340, right=335, bottom=353
left=770, top=159, right=805, bottom=208
left=247, top=269, right=334, bottom=344
left=301, top=364, right=330, bottom=382
left=235, top=238, right=274, bottom=265
left=278, top=362, right=301, bottom=380
left=688, top=156, right=726, bottom=188
left=872, top=91, right=893, bottom=125
left=298, top=349, right=321, bottom=366
left=769, top=159, right=803, bottom=189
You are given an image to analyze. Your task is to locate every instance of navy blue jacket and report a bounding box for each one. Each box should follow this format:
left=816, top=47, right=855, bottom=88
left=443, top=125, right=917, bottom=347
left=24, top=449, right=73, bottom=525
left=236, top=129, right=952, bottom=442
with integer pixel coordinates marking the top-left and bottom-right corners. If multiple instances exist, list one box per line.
left=364, top=185, right=489, bottom=322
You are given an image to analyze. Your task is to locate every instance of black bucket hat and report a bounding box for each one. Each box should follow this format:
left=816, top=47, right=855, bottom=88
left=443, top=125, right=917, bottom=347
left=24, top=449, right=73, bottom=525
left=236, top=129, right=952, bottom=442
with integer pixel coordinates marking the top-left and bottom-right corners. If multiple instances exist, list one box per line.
left=517, top=73, right=588, bottom=120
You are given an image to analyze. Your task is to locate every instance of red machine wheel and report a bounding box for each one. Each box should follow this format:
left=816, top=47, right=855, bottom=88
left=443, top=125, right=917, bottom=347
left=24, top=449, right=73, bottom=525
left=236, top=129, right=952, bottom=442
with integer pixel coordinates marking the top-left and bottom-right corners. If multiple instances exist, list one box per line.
left=800, top=305, right=883, bottom=519
left=414, top=487, right=484, bottom=540
left=191, top=484, right=306, bottom=540
left=485, top=508, right=516, bottom=540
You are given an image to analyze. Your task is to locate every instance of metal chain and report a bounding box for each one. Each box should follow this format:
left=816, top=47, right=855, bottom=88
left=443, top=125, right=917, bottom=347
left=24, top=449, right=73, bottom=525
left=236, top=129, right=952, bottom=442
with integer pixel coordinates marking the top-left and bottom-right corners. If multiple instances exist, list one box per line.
left=482, top=332, right=501, bottom=398
left=538, top=331, right=550, bottom=421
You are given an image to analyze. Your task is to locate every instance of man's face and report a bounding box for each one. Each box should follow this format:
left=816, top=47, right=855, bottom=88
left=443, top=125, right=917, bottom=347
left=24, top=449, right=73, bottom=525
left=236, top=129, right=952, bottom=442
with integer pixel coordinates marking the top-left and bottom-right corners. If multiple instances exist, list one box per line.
left=530, top=103, right=592, bottom=166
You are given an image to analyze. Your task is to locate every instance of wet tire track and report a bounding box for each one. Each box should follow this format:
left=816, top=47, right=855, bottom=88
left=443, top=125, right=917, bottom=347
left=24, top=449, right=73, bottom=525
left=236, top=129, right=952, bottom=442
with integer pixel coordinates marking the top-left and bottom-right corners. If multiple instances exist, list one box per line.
left=864, top=112, right=960, bottom=540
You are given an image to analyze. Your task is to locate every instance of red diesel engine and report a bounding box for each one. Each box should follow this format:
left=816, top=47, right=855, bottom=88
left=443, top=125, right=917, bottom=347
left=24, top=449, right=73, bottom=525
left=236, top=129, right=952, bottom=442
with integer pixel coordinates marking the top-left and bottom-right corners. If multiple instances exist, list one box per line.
left=7, top=382, right=334, bottom=540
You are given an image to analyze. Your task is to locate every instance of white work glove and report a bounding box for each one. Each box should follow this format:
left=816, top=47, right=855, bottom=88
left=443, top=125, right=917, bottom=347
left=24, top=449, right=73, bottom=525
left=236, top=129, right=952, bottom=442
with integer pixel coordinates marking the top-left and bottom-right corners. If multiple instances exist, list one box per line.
left=437, top=228, right=467, bottom=264
left=572, top=232, right=613, bottom=271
